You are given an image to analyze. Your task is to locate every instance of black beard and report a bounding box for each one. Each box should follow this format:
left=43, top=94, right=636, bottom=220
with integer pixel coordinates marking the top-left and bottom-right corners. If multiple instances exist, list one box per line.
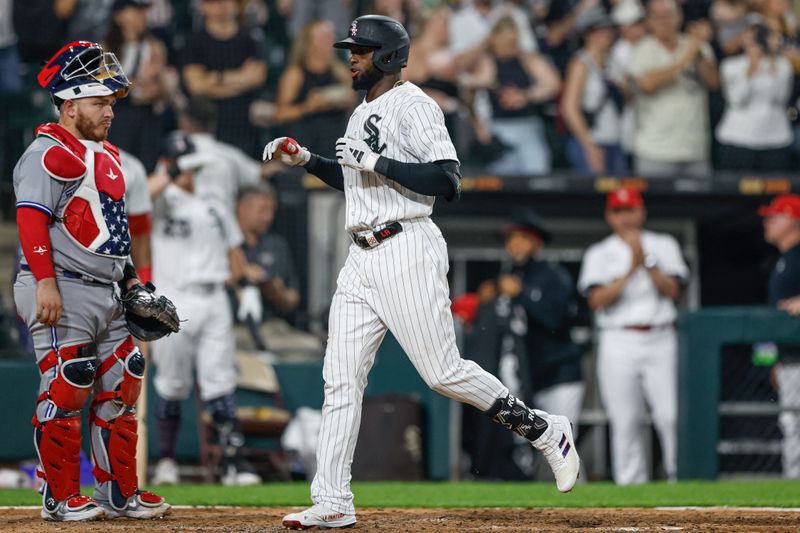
left=352, top=66, right=383, bottom=91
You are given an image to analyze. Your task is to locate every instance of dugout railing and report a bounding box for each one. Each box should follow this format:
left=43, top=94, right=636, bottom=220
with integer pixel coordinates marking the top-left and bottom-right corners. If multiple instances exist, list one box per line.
left=678, top=307, right=800, bottom=479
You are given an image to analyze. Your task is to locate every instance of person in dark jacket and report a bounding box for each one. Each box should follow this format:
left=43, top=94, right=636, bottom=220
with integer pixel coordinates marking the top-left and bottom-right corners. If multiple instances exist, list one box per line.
left=461, top=209, right=584, bottom=480
left=498, top=210, right=584, bottom=429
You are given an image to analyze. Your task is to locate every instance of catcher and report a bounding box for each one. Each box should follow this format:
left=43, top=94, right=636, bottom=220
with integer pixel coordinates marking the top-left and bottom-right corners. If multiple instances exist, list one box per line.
left=12, top=41, right=179, bottom=522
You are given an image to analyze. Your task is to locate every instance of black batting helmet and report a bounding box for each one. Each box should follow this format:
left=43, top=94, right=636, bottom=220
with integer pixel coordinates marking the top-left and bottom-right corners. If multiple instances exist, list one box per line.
left=334, top=15, right=410, bottom=73
left=162, top=131, right=209, bottom=177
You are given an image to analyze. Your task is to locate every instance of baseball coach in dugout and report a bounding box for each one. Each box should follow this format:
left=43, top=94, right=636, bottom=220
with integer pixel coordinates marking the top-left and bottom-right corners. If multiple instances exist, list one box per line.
left=264, top=15, right=580, bottom=530
left=13, top=41, right=179, bottom=522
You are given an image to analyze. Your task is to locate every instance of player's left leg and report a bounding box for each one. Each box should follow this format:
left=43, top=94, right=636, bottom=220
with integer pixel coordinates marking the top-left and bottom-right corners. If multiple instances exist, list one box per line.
left=14, top=275, right=107, bottom=522
left=370, top=219, right=579, bottom=491
left=597, top=330, right=648, bottom=484
left=90, top=317, right=170, bottom=519
left=640, top=329, right=678, bottom=482
left=196, top=289, right=261, bottom=486
left=283, top=249, right=385, bottom=528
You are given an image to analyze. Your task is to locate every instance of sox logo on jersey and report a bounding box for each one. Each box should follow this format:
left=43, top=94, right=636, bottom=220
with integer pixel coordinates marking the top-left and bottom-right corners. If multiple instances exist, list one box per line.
left=363, top=115, right=387, bottom=154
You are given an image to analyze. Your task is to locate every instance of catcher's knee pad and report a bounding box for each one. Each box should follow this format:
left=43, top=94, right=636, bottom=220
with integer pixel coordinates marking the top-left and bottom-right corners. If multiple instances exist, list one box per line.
left=36, top=342, right=98, bottom=413
left=95, top=336, right=145, bottom=408
left=34, top=416, right=82, bottom=505
left=93, top=412, right=139, bottom=508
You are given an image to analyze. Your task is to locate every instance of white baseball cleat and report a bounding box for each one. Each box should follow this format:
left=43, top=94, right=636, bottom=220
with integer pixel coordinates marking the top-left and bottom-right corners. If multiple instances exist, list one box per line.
left=221, top=464, right=262, bottom=486
left=152, top=457, right=179, bottom=485
left=282, top=504, right=356, bottom=530
left=532, top=414, right=580, bottom=492
left=40, top=494, right=106, bottom=522
left=98, top=490, right=171, bottom=519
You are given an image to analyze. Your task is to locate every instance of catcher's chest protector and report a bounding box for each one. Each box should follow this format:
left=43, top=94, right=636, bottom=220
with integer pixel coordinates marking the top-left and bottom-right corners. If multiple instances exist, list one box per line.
left=37, top=123, right=131, bottom=258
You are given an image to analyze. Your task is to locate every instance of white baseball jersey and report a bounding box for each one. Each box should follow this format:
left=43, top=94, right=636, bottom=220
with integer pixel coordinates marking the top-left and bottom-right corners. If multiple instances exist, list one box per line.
left=341, top=81, right=459, bottom=231
left=577, top=230, right=688, bottom=329
left=310, top=82, right=512, bottom=516
left=190, top=133, right=261, bottom=217
left=578, top=229, right=687, bottom=484
left=120, top=149, right=152, bottom=216
left=151, top=184, right=243, bottom=290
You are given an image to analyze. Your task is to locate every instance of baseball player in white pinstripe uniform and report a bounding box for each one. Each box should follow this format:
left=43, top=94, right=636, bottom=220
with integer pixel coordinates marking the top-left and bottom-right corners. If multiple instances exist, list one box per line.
left=264, top=15, right=580, bottom=530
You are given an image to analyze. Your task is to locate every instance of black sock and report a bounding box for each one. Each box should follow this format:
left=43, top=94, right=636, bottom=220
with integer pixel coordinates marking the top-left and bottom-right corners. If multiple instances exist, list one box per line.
left=155, top=397, right=182, bottom=460
left=485, top=394, right=548, bottom=441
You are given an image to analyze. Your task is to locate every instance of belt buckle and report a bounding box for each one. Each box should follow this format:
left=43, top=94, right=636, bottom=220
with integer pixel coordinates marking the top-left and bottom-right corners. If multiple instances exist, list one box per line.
left=365, top=233, right=379, bottom=248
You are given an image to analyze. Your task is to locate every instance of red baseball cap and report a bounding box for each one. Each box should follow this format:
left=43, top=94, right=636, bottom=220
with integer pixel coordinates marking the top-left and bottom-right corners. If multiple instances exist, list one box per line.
left=758, top=194, right=800, bottom=219
left=606, top=187, right=644, bottom=209
left=452, top=293, right=479, bottom=325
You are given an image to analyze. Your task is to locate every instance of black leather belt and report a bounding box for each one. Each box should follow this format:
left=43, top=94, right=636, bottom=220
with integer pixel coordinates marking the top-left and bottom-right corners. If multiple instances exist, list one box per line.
left=351, top=221, right=403, bottom=249
left=20, top=264, right=108, bottom=285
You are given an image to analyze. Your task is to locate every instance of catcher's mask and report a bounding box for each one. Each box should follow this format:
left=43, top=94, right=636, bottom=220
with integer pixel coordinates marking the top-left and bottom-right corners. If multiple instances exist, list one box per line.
left=38, top=41, right=130, bottom=101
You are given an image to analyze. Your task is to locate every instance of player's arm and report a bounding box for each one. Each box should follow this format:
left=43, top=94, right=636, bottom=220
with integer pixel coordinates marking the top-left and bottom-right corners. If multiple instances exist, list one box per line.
left=586, top=275, right=631, bottom=310
left=374, top=157, right=461, bottom=201
left=229, top=246, right=264, bottom=323
left=334, top=136, right=459, bottom=199
left=124, top=153, right=154, bottom=284
left=644, top=239, right=687, bottom=301
left=335, top=101, right=462, bottom=201
left=130, top=223, right=152, bottom=284
left=645, top=266, right=681, bottom=300
left=17, top=207, right=61, bottom=325
left=15, top=150, right=65, bottom=325
left=147, top=165, right=172, bottom=199
left=304, top=153, right=345, bottom=191
left=587, top=243, right=641, bottom=310
left=229, top=246, right=249, bottom=284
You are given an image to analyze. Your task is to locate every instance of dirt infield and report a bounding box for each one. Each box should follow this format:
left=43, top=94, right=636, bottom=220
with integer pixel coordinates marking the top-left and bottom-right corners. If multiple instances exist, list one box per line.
left=1, top=506, right=799, bottom=532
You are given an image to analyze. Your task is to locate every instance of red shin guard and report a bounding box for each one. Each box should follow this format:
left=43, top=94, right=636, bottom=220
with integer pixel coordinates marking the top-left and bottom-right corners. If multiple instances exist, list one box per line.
left=36, top=417, right=81, bottom=501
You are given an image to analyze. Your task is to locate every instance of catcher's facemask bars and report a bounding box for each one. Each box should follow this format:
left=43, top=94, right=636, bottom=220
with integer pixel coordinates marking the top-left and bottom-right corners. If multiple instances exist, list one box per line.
left=54, top=47, right=130, bottom=100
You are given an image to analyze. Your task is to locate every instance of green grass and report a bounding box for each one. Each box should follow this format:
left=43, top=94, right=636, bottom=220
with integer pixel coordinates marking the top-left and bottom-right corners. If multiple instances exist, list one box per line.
left=1, top=480, right=799, bottom=508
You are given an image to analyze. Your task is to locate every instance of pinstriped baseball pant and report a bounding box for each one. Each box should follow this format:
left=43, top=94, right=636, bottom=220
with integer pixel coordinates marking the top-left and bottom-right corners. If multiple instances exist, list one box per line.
left=311, top=218, right=508, bottom=514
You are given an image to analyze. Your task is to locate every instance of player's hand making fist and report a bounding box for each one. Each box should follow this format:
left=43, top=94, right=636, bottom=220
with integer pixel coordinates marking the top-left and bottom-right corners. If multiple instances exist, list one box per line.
left=262, top=136, right=310, bottom=166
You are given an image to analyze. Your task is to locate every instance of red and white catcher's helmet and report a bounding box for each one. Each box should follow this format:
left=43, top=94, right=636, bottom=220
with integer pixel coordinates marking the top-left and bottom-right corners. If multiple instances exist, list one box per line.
left=37, top=41, right=130, bottom=101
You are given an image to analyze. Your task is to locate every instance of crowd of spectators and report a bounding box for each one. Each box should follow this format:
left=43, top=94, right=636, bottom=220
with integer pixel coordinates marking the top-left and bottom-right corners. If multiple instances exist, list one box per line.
left=5, top=0, right=800, bottom=177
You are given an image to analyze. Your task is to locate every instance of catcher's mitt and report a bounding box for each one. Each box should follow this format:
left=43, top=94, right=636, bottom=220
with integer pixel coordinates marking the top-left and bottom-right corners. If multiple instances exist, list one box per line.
left=119, top=282, right=180, bottom=341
